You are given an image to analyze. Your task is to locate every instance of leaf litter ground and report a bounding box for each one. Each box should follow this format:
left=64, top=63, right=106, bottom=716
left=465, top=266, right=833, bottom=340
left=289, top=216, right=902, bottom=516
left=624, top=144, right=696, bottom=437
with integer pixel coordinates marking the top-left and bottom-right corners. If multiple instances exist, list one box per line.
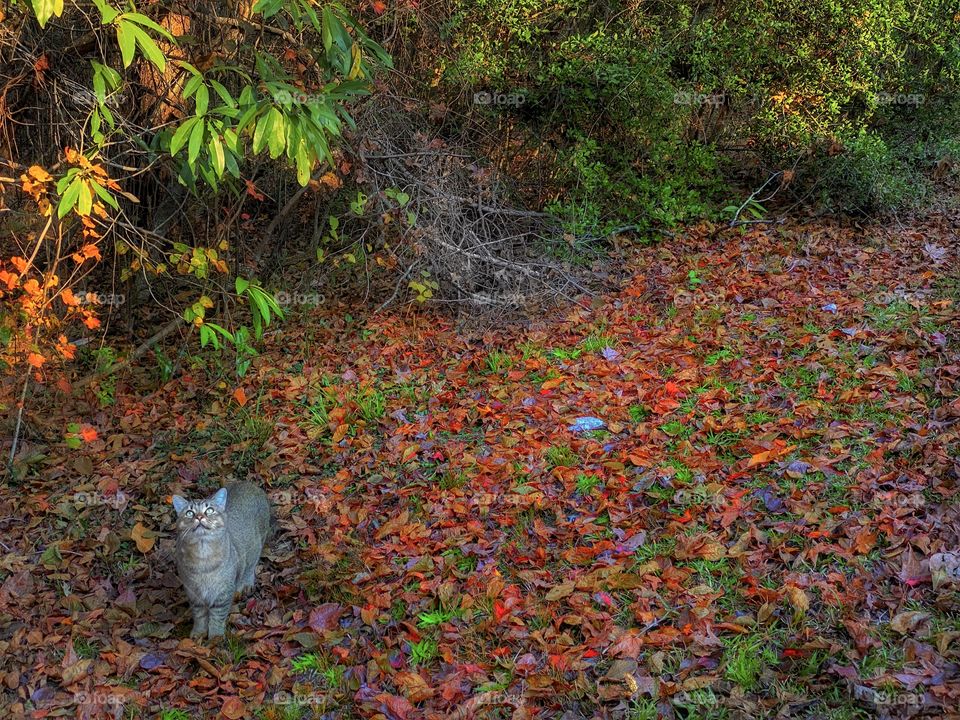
left=2, top=217, right=960, bottom=719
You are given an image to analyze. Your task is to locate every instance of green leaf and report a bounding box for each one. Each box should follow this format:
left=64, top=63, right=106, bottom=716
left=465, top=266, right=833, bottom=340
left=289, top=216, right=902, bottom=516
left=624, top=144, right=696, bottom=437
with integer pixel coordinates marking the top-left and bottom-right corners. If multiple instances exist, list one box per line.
left=122, top=12, right=175, bottom=41
left=321, top=7, right=334, bottom=52
left=116, top=21, right=136, bottom=68
left=267, top=107, right=285, bottom=159
left=31, top=0, right=64, bottom=27
left=223, top=148, right=240, bottom=178
left=182, top=74, right=203, bottom=99
left=91, top=0, right=119, bottom=24
left=77, top=181, right=93, bottom=216
left=205, top=322, right=235, bottom=343
left=248, top=286, right=271, bottom=326
left=252, top=111, right=274, bottom=154
left=56, top=168, right=81, bottom=194
left=128, top=23, right=166, bottom=71
left=209, top=80, right=237, bottom=108
left=57, top=178, right=82, bottom=218
left=199, top=324, right=216, bottom=349
left=170, top=116, right=200, bottom=155
left=90, top=180, right=119, bottom=210
left=194, top=84, right=210, bottom=116
left=188, top=118, right=205, bottom=165
left=209, top=135, right=225, bottom=176
left=252, top=0, right=284, bottom=19
left=235, top=277, right=250, bottom=294
left=296, top=144, right=311, bottom=186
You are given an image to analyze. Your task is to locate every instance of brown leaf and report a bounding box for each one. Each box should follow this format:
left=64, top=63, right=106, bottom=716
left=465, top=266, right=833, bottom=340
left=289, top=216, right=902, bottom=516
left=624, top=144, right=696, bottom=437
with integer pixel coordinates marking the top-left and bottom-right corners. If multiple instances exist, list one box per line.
left=890, top=611, right=930, bottom=636
left=784, top=586, right=809, bottom=617
left=309, top=603, right=343, bottom=632
left=544, top=580, right=576, bottom=602
left=395, top=671, right=435, bottom=702
left=220, top=697, right=246, bottom=719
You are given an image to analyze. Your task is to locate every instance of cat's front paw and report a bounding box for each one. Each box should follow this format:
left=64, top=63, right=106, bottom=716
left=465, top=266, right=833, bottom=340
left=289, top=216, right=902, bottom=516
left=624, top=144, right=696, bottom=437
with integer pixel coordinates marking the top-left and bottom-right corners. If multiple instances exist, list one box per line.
left=190, top=623, right=208, bottom=638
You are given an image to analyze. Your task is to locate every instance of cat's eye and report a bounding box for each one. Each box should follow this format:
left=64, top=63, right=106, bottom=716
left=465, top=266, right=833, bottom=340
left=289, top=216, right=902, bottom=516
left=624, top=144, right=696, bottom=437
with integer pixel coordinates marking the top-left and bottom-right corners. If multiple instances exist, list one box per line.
left=205, top=507, right=214, bottom=515
left=185, top=510, right=194, bottom=518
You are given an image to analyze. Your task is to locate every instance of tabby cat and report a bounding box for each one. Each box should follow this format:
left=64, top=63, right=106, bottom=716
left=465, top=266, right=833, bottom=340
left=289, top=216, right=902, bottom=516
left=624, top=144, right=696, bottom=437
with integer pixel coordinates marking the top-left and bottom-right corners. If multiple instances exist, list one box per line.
left=171, top=482, right=270, bottom=639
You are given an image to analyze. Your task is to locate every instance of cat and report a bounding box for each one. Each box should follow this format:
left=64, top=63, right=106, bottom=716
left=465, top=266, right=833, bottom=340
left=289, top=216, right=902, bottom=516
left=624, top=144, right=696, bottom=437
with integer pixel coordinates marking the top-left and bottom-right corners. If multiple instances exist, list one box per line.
left=171, top=482, right=271, bottom=639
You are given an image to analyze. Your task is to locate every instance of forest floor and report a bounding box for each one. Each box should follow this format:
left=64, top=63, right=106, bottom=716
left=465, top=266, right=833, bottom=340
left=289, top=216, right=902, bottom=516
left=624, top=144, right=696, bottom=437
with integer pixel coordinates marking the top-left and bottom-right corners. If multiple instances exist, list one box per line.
left=2, top=215, right=960, bottom=720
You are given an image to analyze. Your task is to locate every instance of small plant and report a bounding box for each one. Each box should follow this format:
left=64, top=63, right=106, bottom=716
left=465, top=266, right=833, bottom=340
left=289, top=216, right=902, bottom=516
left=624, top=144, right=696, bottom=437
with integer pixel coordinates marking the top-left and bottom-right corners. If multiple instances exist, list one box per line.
left=628, top=404, right=650, bottom=423
left=438, top=471, right=468, bottom=490
left=417, top=605, right=460, bottom=627
left=409, top=271, right=439, bottom=303
left=687, top=269, right=705, bottom=289
left=355, top=389, right=387, bottom=423
left=705, top=348, right=735, bottom=366
left=486, top=350, right=513, bottom=373
left=223, top=634, right=247, bottom=664
left=575, top=473, right=602, bottom=495
left=73, top=636, right=98, bottom=660
left=723, top=635, right=778, bottom=690
left=549, top=346, right=582, bottom=362
left=291, top=652, right=326, bottom=673
left=306, top=394, right=331, bottom=426
left=410, top=638, right=438, bottom=666
left=628, top=698, right=658, bottom=720
left=660, top=420, right=691, bottom=439
left=160, top=710, right=191, bottom=720
left=544, top=444, right=578, bottom=468
left=580, top=333, right=617, bottom=353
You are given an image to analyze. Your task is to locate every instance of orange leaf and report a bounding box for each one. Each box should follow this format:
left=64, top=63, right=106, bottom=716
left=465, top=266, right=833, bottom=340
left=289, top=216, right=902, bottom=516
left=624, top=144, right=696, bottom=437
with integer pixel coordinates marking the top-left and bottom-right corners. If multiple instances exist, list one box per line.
left=332, top=423, right=350, bottom=443
left=27, top=352, right=45, bottom=368
left=130, top=522, right=156, bottom=553
left=61, top=287, right=80, bottom=307
left=83, top=315, right=101, bottom=330
left=540, top=376, right=565, bottom=391
left=320, top=171, right=342, bottom=189
left=232, top=387, right=248, bottom=407
left=746, top=443, right=796, bottom=468
left=28, top=165, right=52, bottom=183
left=80, top=425, right=98, bottom=442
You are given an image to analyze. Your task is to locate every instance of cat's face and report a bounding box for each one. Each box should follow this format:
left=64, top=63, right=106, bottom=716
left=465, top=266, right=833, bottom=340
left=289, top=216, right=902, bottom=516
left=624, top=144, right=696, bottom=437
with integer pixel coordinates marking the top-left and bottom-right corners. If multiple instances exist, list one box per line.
left=172, top=488, right=227, bottom=537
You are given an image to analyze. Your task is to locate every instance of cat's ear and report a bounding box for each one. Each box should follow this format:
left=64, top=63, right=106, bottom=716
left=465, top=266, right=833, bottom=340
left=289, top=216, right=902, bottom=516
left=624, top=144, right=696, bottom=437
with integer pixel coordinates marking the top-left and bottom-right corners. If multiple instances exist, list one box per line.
left=210, top=488, right=228, bottom=512
left=172, top=495, right=188, bottom=515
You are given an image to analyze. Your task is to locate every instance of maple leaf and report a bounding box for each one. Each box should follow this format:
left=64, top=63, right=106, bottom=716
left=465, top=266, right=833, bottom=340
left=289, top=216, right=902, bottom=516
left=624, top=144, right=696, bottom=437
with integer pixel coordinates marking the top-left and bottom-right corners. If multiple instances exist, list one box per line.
left=27, top=352, right=45, bottom=368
